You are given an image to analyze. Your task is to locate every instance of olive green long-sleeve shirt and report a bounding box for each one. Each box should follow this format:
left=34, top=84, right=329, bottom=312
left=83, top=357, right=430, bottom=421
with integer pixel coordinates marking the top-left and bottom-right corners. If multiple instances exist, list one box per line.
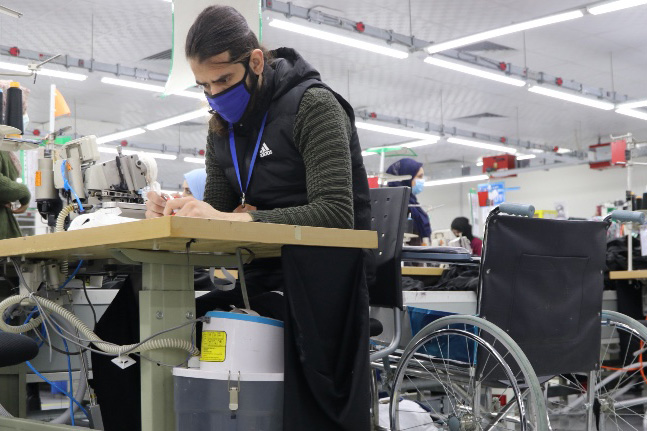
left=0, top=151, right=30, bottom=239
left=203, top=87, right=354, bottom=229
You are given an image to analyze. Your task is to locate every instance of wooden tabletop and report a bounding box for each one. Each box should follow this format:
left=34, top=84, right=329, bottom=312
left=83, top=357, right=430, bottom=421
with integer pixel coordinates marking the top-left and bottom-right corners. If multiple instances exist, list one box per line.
left=609, top=270, right=647, bottom=280
left=401, top=267, right=445, bottom=276
left=0, top=216, right=377, bottom=260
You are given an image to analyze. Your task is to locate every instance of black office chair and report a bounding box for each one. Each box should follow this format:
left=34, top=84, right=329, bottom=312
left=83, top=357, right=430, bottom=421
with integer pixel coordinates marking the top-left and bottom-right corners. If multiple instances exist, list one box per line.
left=0, top=333, right=39, bottom=369
left=367, top=186, right=410, bottom=429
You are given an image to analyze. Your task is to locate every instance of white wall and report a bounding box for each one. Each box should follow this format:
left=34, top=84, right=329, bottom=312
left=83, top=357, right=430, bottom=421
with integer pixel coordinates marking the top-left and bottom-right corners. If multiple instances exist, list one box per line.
left=418, top=162, right=647, bottom=232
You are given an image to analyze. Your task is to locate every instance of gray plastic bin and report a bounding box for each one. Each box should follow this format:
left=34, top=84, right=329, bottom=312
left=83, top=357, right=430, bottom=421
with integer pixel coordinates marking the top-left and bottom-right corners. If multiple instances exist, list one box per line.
left=173, top=368, right=283, bottom=431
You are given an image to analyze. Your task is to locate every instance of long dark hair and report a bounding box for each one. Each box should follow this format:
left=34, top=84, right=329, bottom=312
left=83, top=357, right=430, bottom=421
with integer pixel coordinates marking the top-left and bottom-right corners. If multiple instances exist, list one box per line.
left=451, top=217, right=474, bottom=241
left=185, top=5, right=272, bottom=135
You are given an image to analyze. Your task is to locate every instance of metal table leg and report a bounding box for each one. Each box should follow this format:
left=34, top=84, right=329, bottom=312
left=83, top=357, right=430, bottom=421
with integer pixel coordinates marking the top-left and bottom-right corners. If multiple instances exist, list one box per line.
left=139, top=261, right=195, bottom=431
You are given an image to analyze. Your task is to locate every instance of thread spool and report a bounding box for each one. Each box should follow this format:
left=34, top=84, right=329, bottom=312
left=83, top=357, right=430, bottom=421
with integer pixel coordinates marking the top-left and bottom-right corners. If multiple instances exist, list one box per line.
left=5, top=82, right=22, bottom=134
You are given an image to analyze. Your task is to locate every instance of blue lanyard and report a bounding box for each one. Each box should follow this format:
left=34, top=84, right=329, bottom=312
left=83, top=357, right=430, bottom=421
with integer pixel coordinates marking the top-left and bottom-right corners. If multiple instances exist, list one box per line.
left=228, top=112, right=268, bottom=207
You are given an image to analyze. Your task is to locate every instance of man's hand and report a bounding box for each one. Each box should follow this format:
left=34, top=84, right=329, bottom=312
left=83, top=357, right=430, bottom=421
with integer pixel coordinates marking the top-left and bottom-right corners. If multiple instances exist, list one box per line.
left=145, top=191, right=167, bottom=219
left=163, top=197, right=252, bottom=222
left=11, top=203, right=28, bottom=214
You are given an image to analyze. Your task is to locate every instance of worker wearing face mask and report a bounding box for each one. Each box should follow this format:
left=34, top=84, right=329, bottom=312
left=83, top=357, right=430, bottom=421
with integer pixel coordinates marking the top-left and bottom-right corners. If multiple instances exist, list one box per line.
left=387, top=158, right=431, bottom=245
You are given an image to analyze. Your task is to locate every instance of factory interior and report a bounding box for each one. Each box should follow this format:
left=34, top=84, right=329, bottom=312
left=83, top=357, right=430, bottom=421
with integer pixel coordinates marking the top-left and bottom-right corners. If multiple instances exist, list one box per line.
left=2, top=1, right=647, bottom=430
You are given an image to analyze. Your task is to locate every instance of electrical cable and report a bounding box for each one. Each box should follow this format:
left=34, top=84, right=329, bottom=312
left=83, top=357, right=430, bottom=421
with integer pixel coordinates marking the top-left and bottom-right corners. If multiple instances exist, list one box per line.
left=25, top=361, right=89, bottom=418
left=59, top=260, right=83, bottom=290
left=0, top=294, right=201, bottom=357
left=60, top=329, right=75, bottom=426
left=81, top=278, right=97, bottom=329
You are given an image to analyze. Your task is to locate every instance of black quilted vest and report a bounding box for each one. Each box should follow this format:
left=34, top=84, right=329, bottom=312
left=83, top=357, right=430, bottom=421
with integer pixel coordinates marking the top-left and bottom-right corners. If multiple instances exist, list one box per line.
left=210, top=48, right=371, bottom=230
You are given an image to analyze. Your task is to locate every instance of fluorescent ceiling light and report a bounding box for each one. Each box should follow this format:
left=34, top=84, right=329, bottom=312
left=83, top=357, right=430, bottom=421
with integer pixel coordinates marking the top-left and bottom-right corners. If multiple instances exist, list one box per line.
left=146, top=109, right=210, bottom=131
left=401, top=139, right=439, bottom=148
left=426, top=10, right=583, bottom=54
left=0, top=61, right=87, bottom=81
left=588, top=0, right=647, bottom=15
left=356, top=122, right=440, bottom=141
left=424, top=57, right=526, bottom=87
left=476, top=161, right=484, bottom=167
left=97, top=146, right=118, bottom=154
left=529, top=148, right=545, bottom=153
left=101, top=77, right=165, bottom=92
left=425, top=174, right=489, bottom=187
left=617, top=108, right=647, bottom=121
left=269, top=19, right=409, bottom=59
left=617, top=99, right=647, bottom=110
left=557, top=148, right=572, bottom=154
left=361, top=151, right=378, bottom=157
left=98, top=145, right=177, bottom=160
left=447, top=137, right=518, bottom=154
left=0, top=5, right=22, bottom=18
left=184, top=157, right=206, bottom=164
left=96, top=128, right=146, bottom=144
left=516, top=154, right=537, bottom=160
left=101, top=77, right=205, bottom=100
left=528, top=85, right=615, bottom=110
left=141, top=151, right=177, bottom=160
left=176, top=90, right=205, bottom=100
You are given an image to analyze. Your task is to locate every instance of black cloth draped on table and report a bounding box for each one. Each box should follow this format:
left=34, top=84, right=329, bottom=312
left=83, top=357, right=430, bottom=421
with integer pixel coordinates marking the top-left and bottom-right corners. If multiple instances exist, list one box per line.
left=91, top=246, right=370, bottom=431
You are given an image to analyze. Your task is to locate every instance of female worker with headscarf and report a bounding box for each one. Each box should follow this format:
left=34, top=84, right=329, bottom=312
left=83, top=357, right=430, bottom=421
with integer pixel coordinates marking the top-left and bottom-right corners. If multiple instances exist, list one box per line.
left=0, top=151, right=30, bottom=239
left=386, top=158, right=431, bottom=245
left=451, top=216, right=483, bottom=256
left=182, top=168, right=207, bottom=200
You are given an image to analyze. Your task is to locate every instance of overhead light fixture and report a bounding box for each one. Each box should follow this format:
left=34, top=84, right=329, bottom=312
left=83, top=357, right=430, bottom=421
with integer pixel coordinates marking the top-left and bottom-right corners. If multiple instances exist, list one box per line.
left=616, top=108, right=647, bottom=121
left=516, top=154, right=537, bottom=160
left=361, top=151, right=378, bottom=157
left=97, top=146, right=177, bottom=160
left=176, top=90, right=205, bottom=100
left=97, top=146, right=119, bottom=154
left=588, top=0, right=647, bottom=15
left=355, top=122, right=441, bottom=141
left=557, top=148, right=572, bottom=154
left=268, top=19, right=409, bottom=59
left=96, top=128, right=146, bottom=145
left=425, top=174, right=489, bottom=187
left=617, top=99, right=647, bottom=110
left=447, top=137, right=518, bottom=154
left=146, top=109, right=210, bottom=131
left=101, top=77, right=165, bottom=92
left=0, top=61, right=87, bottom=81
left=101, top=77, right=206, bottom=100
left=424, top=57, right=526, bottom=87
left=0, top=6, right=22, bottom=18
left=400, top=139, right=439, bottom=148
left=426, top=10, right=583, bottom=54
left=528, top=85, right=615, bottom=110
left=184, top=157, right=206, bottom=164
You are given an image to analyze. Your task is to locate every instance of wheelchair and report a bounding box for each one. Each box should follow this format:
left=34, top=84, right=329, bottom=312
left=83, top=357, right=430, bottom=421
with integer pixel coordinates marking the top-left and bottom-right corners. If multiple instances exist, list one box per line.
left=368, top=187, right=647, bottom=431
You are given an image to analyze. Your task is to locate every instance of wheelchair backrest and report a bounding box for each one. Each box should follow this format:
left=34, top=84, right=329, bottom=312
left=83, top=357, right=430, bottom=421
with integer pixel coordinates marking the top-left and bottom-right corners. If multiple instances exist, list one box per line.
left=478, top=214, right=607, bottom=376
left=368, top=187, right=410, bottom=310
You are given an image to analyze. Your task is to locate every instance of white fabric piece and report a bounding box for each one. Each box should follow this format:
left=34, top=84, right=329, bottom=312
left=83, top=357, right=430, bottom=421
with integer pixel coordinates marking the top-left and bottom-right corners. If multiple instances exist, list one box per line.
left=378, top=399, right=439, bottom=431
left=68, top=208, right=138, bottom=231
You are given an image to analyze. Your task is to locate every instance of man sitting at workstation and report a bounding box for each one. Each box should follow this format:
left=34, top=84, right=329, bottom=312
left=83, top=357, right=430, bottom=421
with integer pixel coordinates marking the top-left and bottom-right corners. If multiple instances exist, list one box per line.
left=93, top=5, right=373, bottom=431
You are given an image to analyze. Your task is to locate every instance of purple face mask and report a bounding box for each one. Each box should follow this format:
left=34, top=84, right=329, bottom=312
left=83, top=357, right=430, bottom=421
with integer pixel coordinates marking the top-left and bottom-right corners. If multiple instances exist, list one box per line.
left=206, top=64, right=252, bottom=124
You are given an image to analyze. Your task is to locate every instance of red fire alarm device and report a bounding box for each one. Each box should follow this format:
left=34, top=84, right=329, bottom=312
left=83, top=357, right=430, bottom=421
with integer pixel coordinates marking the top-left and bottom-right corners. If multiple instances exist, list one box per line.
left=482, top=154, right=516, bottom=173
left=611, top=139, right=627, bottom=166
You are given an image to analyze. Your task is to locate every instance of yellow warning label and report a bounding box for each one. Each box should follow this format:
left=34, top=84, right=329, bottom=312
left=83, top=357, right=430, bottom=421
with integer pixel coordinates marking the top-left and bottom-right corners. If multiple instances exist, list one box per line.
left=35, top=171, right=42, bottom=187
left=200, top=331, right=227, bottom=362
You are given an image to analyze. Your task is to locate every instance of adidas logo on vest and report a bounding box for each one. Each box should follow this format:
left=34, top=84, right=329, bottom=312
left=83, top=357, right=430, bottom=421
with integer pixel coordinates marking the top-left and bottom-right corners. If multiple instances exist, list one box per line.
left=259, top=142, right=273, bottom=158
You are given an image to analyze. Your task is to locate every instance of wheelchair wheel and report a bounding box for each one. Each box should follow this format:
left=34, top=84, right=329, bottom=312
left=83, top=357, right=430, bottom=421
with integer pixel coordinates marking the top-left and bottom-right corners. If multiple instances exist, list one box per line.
left=389, top=315, right=549, bottom=431
left=546, top=310, right=647, bottom=431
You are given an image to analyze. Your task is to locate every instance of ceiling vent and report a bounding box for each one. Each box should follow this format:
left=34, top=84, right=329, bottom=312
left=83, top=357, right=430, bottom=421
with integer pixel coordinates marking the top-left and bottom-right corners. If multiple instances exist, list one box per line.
left=457, top=41, right=515, bottom=53
left=142, top=49, right=172, bottom=61
left=452, top=112, right=506, bottom=125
